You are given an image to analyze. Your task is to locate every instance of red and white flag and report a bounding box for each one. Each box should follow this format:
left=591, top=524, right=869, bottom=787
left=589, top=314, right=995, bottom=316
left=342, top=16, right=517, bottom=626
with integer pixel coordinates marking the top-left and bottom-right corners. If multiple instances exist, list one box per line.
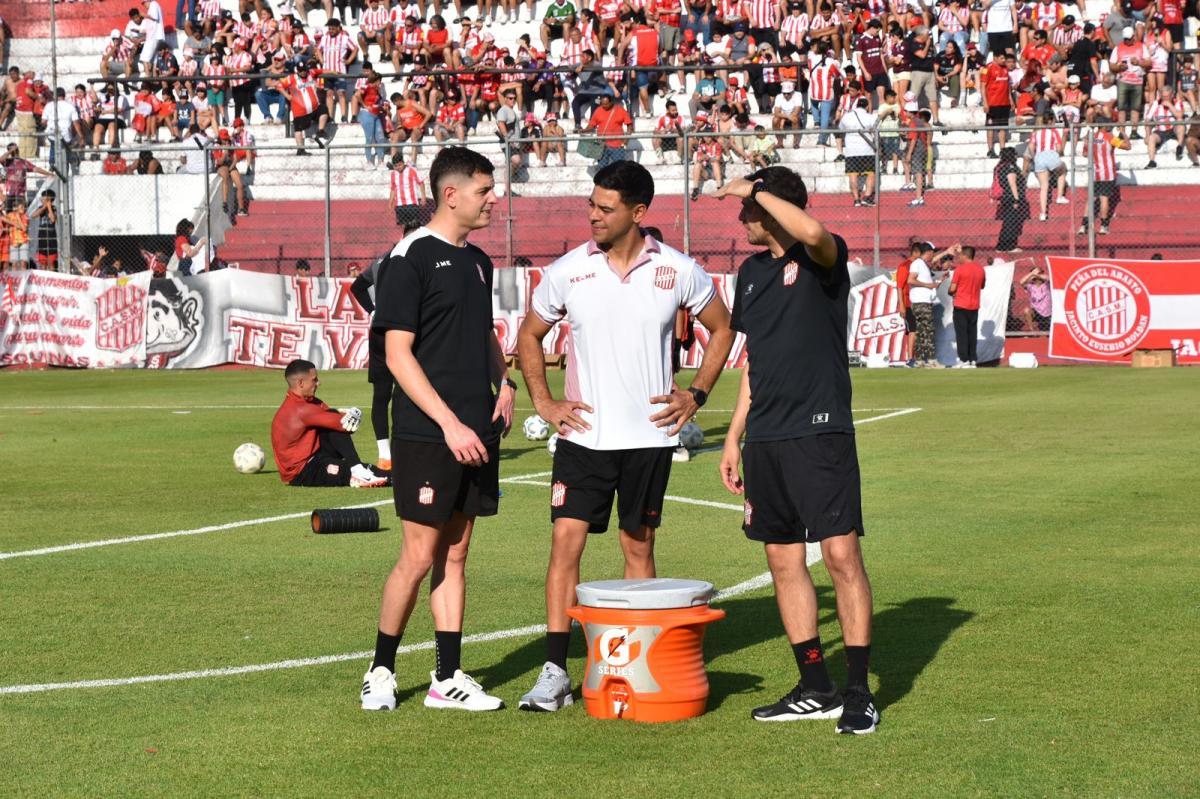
left=1, top=281, right=15, bottom=317
left=849, top=274, right=905, bottom=361
left=1047, top=257, right=1200, bottom=363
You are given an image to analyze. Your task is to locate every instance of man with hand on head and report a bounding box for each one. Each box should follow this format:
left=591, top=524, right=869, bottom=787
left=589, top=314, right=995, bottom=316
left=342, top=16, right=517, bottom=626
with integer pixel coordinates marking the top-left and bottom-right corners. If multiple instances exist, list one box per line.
left=270, top=358, right=389, bottom=488
left=359, top=146, right=516, bottom=714
left=715, top=166, right=879, bottom=735
left=515, top=160, right=734, bottom=713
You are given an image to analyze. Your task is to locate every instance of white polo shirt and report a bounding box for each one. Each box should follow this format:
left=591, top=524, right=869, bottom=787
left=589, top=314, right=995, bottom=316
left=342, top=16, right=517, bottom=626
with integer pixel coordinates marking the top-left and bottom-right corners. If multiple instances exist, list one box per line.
left=908, top=257, right=935, bottom=304
left=532, top=235, right=716, bottom=451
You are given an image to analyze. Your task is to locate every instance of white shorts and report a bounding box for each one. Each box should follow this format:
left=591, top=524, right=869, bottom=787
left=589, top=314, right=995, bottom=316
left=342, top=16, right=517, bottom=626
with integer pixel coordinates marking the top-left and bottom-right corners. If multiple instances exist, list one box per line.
left=1033, top=149, right=1063, bottom=173
left=140, top=38, right=162, bottom=64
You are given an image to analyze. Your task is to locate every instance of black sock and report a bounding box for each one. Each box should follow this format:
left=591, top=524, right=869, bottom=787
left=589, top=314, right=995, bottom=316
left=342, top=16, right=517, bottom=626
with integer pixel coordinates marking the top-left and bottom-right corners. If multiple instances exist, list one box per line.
left=434, top=631, right=462, bottom=681
left=546, top=631, right=571, bottom=670
left=845, top=645, right=871, bottom=689
left=372, top=629, right=402, bottom=674
left=792, top=637, right=834, bottom=694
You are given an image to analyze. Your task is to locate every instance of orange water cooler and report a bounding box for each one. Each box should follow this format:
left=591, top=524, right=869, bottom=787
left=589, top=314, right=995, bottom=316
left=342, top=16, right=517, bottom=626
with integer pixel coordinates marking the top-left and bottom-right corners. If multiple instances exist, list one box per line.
left=567, top=578, right=724, bottom=723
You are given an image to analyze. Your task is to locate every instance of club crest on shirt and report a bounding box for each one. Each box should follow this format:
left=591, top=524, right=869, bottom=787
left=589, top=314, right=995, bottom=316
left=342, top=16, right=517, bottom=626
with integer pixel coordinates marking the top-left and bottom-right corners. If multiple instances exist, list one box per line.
left=743, top=500, right=753, bottom=526
left=653, top=265, right=677, bottom=291
left=783, top=261, right=799, bottom=286
left=418, top=485, right=436, bottom=505
left=551, top=481, right=567, bottom=508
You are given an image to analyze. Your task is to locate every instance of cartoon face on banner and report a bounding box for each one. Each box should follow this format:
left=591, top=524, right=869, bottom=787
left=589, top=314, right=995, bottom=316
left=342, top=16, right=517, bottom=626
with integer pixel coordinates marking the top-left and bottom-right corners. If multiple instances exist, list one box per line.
left=146, top=278, right=204, bottom=367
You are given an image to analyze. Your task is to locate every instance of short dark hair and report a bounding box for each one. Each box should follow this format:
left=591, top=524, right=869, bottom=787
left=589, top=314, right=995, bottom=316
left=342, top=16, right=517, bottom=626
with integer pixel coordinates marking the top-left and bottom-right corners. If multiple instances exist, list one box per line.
left=284, top=359, right=316, bottom=380
left=749, top=166, right=808, bottom=210
left=429, top=146, right=494, bottom=207
left=961, top=245, right=975, bottom=259
left=176, top=218, right=194, bottom=236
left=593, top=160, right=655, bottom=209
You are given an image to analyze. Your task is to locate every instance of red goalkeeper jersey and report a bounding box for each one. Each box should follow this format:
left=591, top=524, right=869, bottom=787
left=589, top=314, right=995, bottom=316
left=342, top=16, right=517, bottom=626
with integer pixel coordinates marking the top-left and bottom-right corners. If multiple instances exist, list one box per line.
left=271, top=392, right=346, bottom=483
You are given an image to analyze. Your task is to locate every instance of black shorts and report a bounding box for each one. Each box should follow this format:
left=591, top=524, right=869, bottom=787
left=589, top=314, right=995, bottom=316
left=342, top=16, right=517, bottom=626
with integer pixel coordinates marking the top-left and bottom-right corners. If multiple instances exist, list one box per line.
left=545, top=22, right=565, bottom=39
left=550, top=439, right=673, bottom=534
left=987, top=31, right=1016, bottom=57
left=294, top=110, right=320, bottom=132
left=1095, top=179, right=1118, bottom=198
left=291, top=452, right=354, bottom=487
left=864, top=73, right=891, bottom=92
left=392, top=438, right=500, bottom=525
left=986, top=106, right=1010, bottom=127
left=367, top=328, right=390, bottom=383
left=394, top=203, right=423, bottom=229
left=904, top=306, right=916, bottom=333
left=845, top=155, right=874, bottom=175
left=742, top=433, right=865, bottom=544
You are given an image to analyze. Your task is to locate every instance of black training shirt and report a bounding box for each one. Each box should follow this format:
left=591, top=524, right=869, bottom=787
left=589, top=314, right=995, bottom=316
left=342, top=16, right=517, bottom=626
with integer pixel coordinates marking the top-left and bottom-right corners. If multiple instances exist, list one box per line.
left=372, top=227, right=499, bottom=446
left=730, top=235, right=854, bottom=442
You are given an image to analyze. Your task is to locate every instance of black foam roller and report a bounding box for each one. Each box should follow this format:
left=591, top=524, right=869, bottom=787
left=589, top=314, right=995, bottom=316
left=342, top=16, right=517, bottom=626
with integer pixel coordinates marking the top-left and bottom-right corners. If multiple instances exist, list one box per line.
left=311, top=508, right=381, bottom=534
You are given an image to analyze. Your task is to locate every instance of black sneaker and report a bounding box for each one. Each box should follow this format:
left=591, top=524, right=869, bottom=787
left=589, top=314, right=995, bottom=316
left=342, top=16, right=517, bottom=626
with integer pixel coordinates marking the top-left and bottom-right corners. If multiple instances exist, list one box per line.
left=1147, top=160, right=1157, bottom=168
left=1177, top=145, right=1184, bottom=160
left=751, top=682, right=843, bottom=722
left=835, top=685, right=880, bottom=735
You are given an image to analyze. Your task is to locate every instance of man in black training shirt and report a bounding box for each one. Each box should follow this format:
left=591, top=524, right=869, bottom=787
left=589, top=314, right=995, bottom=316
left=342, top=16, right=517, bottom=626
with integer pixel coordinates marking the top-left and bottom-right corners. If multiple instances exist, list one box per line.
left=358, top=147, right=517, bottom=713
left=715, top=166, right=879, bottom=735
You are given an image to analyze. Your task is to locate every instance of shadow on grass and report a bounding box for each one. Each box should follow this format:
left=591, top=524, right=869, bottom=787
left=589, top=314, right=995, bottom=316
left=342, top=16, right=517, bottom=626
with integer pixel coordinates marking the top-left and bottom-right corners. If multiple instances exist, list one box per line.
left=823, top=596, right=974, bottom=709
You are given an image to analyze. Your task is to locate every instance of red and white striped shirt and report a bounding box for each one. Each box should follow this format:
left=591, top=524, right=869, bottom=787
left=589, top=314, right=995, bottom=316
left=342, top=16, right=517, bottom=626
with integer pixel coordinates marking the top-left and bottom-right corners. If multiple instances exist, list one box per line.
left=198, top=0, right=221, bottom=20
left=1145, top=98, right=1185, bottom=133
left=437, top=102, right=465, bottom=126
left=865, top=0, right=887, bottom=18
left=656, top=112, right=682, bottom=133
left=391, top=165, right=424, bottom=206
left=837, top=91, right=858, bottom=116
left=808, top=59, right=842, bottom=102
left=227, top=51, right=253, bottom=89
left=71, top=94, right=96, bottom=123
left=361, top=6, right=390, bottom=35
left=106, top=38, right=135, bottom=62
left=278, top=70, right=323, bottom=116
left=1031, top=126, right=1063, bottom=154
left=1052, top=25, right=1082, bottom=49
left=1033, top=1, right=1062, bottom=31
left=202, top=62, right=227, bottom=88
left=780, top=13, right=809, bottom=47
left=580, top=20, right=598, bottom=52
left=717, top=0, right=745, bottom=21
left=746, top=0, right=777, bottom=28
left=180, top=57, right=199, bottom=77
left=560, top=39, right=585, bottom=65
left=1091, top=130, right=1118, bottom=182
left=318, top=31, right=356, bottom=69
left=390, top=1, right=421, bottom=25
left=696, top=139, right=723, bottom=160
left=937, top=6, right=966, bottom=33
left=234, top=20, right=255, bottom=40
left=397, top=24, right=425, bottom=51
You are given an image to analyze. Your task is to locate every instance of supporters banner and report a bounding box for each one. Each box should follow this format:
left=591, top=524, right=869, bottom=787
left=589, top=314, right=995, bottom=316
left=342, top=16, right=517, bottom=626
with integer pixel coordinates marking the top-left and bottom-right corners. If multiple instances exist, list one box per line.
left=0, top=270, right=152, bottom=368
left=1046, top=257, right=1200, bottom=364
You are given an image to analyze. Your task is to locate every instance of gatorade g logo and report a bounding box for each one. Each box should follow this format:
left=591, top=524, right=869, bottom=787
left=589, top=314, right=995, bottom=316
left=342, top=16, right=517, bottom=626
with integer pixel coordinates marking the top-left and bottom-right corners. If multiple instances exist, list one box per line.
left=598, top=627, right=642, bottom=669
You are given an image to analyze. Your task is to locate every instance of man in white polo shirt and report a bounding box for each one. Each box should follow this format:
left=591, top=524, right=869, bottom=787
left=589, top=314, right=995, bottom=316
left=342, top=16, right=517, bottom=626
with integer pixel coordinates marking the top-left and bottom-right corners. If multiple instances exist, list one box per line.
left=515, top=160, right=735, bottom=712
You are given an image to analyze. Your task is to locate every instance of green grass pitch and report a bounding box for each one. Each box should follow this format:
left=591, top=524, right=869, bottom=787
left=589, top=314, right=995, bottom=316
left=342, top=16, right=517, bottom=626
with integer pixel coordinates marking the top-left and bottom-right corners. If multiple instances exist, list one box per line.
left=1, top=366, right=1198, bottom=797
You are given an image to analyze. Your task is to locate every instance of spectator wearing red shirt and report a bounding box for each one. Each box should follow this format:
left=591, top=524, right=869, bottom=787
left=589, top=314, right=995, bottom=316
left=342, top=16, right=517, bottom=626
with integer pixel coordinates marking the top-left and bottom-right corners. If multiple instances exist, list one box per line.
left=270, top=359, right=388, bottom=487
left=585, top=92, right=634, bottom=167
left=981, top=51, right=1014, bottom=157
left=895, top=239, right=920, bottom=362
left=14, top=70, right=39, bottom=160
left=101, top=148, right=130, bottom=175
left=948, top=246, right=986, bottom=367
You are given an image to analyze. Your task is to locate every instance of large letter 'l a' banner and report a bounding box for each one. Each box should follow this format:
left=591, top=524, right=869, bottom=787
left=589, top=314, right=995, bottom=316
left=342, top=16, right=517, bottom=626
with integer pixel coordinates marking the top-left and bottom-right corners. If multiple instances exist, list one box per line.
left=1046, top=257, right=1200, bottom=364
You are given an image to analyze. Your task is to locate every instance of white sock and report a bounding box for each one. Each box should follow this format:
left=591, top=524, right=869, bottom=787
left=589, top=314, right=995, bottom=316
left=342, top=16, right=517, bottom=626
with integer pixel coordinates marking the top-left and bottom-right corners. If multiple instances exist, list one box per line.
left=377, top=439, right=391, bottom=460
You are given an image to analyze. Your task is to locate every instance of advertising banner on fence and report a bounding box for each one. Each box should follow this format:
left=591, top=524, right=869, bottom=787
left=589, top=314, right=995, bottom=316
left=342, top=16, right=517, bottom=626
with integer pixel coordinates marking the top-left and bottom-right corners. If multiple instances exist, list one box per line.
left=1046, top=257, right=1200, bottom=364
left=1, top=271, right=151, bottom=368
left=2, top=260, right=1011, bottom=370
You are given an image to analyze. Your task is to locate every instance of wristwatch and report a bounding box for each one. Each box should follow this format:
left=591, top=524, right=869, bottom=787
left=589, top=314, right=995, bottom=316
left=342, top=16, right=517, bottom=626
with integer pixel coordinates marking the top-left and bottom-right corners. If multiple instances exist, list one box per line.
left=750, top=180, right=768, bottom=203
left=687, top=386, right=708, bottom=408
left=503, top=377, right=518, bottom=391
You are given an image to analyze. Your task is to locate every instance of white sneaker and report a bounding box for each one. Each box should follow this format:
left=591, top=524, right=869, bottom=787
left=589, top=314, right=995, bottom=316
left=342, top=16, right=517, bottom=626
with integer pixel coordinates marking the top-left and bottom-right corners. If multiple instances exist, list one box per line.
left=424, top=669, right=504, bottom=711
left=672, top=446, right=691, bottom=462
left=361, top=665, right=398, bottom=711
left=518, top=662, right=574, bottom=712
left=1056, top=197, right=1070, bottom=204
left=350, top=463, right=388, bottom=488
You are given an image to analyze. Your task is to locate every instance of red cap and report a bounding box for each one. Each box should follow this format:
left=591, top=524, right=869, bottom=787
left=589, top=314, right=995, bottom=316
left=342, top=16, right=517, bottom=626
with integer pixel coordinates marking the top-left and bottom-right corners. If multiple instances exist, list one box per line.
left=218, top=128, right=231, bottom=139
left=908, top=16, right=920, bottom=27
left=683, top=28, right=696, bottom=40
left=233, top=118, right=244, bottom=128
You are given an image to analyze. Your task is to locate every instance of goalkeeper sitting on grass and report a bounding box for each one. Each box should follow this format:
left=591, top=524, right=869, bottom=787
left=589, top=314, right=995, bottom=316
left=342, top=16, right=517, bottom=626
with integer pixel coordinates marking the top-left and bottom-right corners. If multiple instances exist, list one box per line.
left=271, top=359, right=390, bottom=488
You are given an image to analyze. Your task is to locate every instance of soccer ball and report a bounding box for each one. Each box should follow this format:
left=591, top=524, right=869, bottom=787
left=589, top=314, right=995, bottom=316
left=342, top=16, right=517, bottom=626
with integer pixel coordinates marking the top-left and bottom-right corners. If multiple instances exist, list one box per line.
left=547, top=433, right=560, bottom=456
left=233, top=442, right=266, bottom=474
left=679, top=422, right=704, bottom=451
left=523, top=414, right=551, bottom=441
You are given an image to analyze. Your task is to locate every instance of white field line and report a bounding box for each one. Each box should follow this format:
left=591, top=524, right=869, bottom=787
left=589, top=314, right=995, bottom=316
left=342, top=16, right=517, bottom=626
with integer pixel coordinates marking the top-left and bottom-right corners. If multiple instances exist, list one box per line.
left=0, top=567, right=785, bottom=697
left=0, top=470, right=555, bottom=562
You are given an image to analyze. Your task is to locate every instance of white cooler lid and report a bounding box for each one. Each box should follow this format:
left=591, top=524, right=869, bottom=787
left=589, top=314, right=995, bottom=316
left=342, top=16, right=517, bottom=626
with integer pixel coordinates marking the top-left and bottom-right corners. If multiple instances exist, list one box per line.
left=575, top=578, right=715, bottom=609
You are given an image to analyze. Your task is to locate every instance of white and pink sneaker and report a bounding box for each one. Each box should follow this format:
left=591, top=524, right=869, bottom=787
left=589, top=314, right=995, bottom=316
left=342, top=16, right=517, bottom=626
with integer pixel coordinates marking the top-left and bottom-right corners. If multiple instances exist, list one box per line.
left=423, top=669, right=504, bottom=712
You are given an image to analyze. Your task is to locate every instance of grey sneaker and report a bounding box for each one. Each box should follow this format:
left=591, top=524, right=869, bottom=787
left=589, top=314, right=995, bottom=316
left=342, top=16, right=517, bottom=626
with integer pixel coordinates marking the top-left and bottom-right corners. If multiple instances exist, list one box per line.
left=518, top=662, right=574, bottom=712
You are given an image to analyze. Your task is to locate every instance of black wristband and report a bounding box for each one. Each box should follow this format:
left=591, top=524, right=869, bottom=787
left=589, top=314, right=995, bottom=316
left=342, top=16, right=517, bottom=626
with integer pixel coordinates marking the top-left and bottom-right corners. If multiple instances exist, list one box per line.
left=687, top=387, right=708, bottom=408
left=504, top=377, right=518, bottom=391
